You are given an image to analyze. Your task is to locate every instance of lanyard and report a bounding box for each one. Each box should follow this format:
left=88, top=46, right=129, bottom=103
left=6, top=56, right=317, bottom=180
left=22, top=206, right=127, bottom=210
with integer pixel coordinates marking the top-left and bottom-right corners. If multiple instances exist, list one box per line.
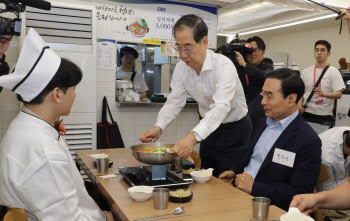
left=313, top=65, right=326, bottom=88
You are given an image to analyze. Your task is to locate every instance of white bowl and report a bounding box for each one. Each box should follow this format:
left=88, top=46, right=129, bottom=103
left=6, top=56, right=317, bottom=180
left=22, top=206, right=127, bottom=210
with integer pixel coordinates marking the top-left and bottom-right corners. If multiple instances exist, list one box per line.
left=280, top=208, right=314, bottom=221
left=128, top=186, right=154, bottom=202
left=89, top=153, right=109, bottom=159
left=190, top=170, right=212, bottom=183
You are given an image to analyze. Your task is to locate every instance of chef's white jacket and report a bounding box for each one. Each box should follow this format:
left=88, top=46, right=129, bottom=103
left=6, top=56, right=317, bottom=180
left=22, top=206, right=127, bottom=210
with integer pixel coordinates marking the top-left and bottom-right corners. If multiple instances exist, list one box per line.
left=317, top=126, right=350, bottom=192
left=0, top=110, right=106, bottom=220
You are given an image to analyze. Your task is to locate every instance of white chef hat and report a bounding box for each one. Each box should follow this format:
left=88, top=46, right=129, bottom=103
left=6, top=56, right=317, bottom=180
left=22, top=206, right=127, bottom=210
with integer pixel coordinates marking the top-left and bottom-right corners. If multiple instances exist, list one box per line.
left=0, top=28, right=61, bottom=102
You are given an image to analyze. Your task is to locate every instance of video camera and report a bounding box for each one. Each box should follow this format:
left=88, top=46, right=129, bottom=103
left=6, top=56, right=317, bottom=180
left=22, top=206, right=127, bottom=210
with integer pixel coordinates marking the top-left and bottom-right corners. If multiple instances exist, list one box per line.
left=221, top=34, right=255, bottom=63
left=0, top=0, right=51, bottom=39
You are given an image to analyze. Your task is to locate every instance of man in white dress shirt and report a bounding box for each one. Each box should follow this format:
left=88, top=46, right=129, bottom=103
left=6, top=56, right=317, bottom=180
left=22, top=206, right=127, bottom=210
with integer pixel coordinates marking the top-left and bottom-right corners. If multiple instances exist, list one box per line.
left=139, top=14, right=252, bottom=177
left=0, top=29, right=113, bottom=220
left=317, top=127, right=350, bottom=221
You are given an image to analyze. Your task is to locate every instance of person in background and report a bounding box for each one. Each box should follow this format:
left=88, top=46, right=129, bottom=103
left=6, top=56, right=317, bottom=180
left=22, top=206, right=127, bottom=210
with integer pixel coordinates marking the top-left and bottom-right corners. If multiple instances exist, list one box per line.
left=0, top=29, right=114, bottom=221
left=298, top=40, right=345, bottom=126
left=317, top=128, right=350, bottom=221
left=247, top=93, right=264, bottom=129
left=0, top=35, right=13, bottom=85
left=262, top=57, right=274, bottom=67
left=117, top=46, right=148, bottom=99
left=215, top=46, right=223, bottom=54
left=291, top=131, right=350, bottom=217
left=139, top=14, right=252, bottom=178
left=248, top=57, right=274, bottom=128
left=219, top=68, right=321, bottom=211
left=234, top=36, right=273, bottom=104
left=339, top=9, right=350, bottom=35
left=339, top=57, right=348, bottom=70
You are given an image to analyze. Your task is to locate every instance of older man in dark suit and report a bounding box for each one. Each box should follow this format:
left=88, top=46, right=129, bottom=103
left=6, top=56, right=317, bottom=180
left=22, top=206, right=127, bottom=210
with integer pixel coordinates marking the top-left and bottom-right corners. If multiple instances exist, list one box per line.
left=219, top=68, right=322, bottom=211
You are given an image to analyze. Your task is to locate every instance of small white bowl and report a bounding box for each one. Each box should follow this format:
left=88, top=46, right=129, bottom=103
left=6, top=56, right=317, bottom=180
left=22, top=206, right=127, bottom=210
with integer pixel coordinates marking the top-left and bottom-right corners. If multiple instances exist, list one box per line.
left=89, top=153, right=109, bottom=159
left=190, top=170, right=212, bottom=183
left=280, top=208, right=314, bottom=221
left=128, top=186, right=154, bottom=202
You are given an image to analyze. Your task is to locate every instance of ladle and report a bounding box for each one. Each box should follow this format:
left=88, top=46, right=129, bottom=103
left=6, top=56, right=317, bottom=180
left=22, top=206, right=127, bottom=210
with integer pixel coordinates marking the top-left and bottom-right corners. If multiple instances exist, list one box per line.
left=134, top=207, right=185, bottom=221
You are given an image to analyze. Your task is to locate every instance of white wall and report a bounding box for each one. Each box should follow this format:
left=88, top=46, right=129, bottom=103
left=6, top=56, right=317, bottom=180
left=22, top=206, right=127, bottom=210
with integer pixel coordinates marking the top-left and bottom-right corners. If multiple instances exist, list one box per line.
left=261, top=24, right=350, bottom=71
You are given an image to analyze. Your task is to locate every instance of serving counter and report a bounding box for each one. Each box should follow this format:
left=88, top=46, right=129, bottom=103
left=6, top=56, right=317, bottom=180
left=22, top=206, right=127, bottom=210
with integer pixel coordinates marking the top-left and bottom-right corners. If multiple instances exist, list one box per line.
left=75, top=149, right=286, bottom=221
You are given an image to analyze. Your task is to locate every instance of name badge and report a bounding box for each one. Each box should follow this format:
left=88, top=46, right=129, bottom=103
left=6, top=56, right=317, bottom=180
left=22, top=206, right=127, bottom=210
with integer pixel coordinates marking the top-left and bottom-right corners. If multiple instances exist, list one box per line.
left=272, top=148, right=296, bottom=168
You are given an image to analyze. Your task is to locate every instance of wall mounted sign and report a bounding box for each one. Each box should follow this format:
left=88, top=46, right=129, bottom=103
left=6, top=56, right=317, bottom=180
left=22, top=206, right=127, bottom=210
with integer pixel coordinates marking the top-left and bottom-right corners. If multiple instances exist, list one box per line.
left=94, top=0, right=218, bottom=48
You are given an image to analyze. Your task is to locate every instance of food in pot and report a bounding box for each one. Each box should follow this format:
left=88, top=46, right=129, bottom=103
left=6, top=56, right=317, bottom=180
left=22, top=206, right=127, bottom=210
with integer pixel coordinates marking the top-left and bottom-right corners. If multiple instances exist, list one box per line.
left=137, top=146, right=172, bottom=153
left=170, top=189, right=191, bottom=198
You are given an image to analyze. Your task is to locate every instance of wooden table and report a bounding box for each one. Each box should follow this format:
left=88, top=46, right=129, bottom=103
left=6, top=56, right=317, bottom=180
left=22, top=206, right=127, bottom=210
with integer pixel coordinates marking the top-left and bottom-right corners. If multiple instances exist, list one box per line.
left=76, top=149, right=286, bottom=221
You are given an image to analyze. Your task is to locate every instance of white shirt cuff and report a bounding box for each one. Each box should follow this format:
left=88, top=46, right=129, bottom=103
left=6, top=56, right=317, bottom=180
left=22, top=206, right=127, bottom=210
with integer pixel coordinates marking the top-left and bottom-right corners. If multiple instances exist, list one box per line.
left=155, top=121, right=167, bottom=133
left=193, top=122, right=212, bottom=140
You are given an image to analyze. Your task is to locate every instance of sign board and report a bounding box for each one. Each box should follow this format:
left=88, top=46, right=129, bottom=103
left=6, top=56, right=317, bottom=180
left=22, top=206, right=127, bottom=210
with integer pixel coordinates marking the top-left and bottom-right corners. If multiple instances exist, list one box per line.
left=94, top=0, right=218, bottom=48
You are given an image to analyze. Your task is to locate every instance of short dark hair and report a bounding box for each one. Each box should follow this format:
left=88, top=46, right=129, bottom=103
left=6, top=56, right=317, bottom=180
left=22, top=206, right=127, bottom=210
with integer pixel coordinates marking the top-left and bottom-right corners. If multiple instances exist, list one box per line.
left=172, top=14, right=208, bottom=43
left=262, top=57, right=273, bottom=66
left=315, top=40, right=331, bottom=52
left=345, top=130, right=350, bottom=147
left=266, top=68, right=305, bottom=103
left=119, top=46, right=138, bottom=64
left=17, top=58, right=83, bottom=104
left=247, top=36, right=266, bottom=51
left=215, top=47, right=222, bottom=53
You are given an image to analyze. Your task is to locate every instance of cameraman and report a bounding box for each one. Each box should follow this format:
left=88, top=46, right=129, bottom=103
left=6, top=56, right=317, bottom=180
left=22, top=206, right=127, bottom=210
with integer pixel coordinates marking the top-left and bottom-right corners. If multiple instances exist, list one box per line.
left=235, top=36, right=273, bottom=104
left=0, top=36, right=13, bottom=77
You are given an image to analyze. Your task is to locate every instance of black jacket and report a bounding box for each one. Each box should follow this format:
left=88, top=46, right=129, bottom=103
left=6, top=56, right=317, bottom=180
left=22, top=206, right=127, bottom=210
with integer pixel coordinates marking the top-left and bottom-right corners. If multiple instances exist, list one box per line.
left=235, top=114, right=321, bottom=211
left=237, top=60, right=273, bottom=104
left=0, top=61, right=10, bottom=93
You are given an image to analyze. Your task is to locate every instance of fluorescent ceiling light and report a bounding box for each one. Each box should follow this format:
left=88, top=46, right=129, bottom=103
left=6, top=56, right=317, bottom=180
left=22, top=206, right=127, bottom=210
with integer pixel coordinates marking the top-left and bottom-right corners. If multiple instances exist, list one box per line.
left=218, top=14, right=337, bottom=37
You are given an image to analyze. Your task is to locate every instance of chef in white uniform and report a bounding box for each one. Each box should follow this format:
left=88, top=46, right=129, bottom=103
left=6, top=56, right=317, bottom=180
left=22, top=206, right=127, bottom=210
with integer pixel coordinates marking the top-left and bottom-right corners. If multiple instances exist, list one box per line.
left=0, top=29, right=113, bottom=221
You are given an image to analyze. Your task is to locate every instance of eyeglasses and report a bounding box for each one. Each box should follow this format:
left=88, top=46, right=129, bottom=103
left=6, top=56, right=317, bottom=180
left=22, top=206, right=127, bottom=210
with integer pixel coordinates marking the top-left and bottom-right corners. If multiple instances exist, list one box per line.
left=314, top=48, right=327, bottom=53
left=174, top=43, right=198, bottom=54
left=253, top=48, right=262, bottom=54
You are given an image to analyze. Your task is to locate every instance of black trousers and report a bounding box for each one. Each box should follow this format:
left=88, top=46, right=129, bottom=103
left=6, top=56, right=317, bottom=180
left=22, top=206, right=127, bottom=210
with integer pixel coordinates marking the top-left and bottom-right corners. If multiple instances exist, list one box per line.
left=302, top=112, right=334, bottom=127
left=200, top=115, right=252, bottom=177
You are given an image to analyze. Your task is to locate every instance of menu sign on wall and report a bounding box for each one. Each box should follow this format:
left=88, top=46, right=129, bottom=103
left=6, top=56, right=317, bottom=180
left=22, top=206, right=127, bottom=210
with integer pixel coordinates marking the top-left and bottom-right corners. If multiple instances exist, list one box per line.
left=93, top=0, right=218, bottom=48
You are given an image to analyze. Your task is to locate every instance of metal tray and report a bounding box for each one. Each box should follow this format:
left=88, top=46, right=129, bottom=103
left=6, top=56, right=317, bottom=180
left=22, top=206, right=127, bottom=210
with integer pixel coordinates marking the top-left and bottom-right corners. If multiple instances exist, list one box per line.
left=120, top=166, right=193, bottom=189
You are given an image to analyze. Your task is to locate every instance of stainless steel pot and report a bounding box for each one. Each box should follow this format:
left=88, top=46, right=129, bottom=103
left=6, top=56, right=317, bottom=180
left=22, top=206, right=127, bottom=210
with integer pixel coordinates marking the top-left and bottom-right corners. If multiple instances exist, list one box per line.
left=131, top=143, right=180, bottom=165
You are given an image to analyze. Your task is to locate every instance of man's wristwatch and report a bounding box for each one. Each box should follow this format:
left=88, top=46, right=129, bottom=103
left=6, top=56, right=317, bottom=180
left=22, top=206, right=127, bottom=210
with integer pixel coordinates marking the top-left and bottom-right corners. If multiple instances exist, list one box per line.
left=190, top=131, right=202, bottom=143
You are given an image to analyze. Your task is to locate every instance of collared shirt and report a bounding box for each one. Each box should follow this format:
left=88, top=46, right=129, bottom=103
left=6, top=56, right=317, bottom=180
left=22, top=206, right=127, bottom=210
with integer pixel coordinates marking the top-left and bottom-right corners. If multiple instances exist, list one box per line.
left=301, top=65, right=345, bottom=116
left=0, top=111, right=106, bottom=221
left=244, top=110, right=299, bottom=179
left=155, top=49, right=247, bottom=139
left=317, top=126, right=350, bottom=192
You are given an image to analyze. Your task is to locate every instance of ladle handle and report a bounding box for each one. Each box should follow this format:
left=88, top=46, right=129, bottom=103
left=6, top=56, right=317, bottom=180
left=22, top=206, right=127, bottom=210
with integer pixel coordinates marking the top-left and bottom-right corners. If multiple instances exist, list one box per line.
left=134, top=212, right=172, bottom=221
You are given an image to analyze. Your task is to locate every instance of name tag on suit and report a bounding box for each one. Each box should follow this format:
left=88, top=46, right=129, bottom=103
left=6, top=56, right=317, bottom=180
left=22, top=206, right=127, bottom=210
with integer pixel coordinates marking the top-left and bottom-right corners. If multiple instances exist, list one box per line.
left=272, top=148, right=296, bottom=168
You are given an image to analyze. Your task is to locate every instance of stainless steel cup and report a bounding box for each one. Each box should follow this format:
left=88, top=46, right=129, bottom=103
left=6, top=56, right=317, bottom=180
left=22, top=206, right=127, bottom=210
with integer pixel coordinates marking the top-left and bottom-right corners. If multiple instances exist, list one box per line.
left=252, top=197, right=271, bottom=220
left=153, top=188, right=169, bottom=210
left=174, top=156, right=182, bottom=171
left=96, top=158, right=109, bottom=173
